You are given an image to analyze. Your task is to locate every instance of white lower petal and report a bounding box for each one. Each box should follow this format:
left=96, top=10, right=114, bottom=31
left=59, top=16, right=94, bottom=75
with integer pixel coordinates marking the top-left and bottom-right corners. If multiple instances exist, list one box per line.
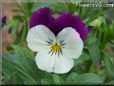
left=35, top=51, right=55, bottom=73
left=26, top=25, right=55, bottom=52
left=53, top=56, right=74, bottom=74
left=35, top=50, right=74, bottom=74
left=57, top=27, right=83, bottom=59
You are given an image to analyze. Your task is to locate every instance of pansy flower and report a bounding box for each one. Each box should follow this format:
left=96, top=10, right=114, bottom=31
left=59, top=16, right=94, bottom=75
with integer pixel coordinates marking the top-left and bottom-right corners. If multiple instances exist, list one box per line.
left=27, top=7, right=88, bottom=74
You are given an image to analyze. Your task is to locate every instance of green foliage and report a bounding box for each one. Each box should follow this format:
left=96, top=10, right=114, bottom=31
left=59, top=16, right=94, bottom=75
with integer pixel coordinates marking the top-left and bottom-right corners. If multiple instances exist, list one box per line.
left=85, top=32, right=101, bottom=64
left=13, top=19, right=28, bottom=45
left=66, top=72, right=78, bottom=84
left=66, top=73, right=104, bottom=84
left=102, top=52, right=114, bottom=81
left=74, top=51, right=90, bottom=66
left=41, top=78, right=50, bottom=84
left=52, top=74, right=65, bottom=84
left=2, top=45, right=45, bottom=84
left=32, top=1, right=68, bottom=14
left=2, top=0, right=114, bottom=85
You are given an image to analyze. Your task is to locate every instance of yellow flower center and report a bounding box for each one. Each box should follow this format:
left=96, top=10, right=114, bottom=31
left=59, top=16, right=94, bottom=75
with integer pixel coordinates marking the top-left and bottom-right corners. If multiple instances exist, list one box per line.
left=50, top=43, right=62, bottom=56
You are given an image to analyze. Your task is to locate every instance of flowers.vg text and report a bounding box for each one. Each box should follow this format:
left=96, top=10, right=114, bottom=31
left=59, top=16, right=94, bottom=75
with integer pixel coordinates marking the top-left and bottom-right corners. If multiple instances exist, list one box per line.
left=75, top=2, right=114, bottom=7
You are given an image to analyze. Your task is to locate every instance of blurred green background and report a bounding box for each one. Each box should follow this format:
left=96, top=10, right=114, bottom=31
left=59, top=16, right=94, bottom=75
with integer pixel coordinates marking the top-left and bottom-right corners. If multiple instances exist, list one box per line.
left=1, top=0, right=114, bottom=85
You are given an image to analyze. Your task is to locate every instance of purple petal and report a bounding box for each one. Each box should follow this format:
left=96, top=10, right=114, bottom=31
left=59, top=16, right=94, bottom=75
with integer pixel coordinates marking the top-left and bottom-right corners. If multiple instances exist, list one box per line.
left=73, top=16, right=88, bottom=40
left=48, top=13, right=88, bottom=40
left=30, top=7, right=54, bottom=28
left=29, top=7, right=88, bottom=40
left=48, top=13, right=75, bottom=35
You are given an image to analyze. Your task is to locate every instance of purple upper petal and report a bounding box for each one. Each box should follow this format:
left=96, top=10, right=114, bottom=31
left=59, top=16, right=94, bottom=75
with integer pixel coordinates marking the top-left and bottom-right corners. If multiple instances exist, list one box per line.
left=48, top=13, right=88, bottom=40
left=73, top=16, right=88, bottom=40
left=30, top=7, right=88, bottom=40
left=30, top=7, right=54, bottom=28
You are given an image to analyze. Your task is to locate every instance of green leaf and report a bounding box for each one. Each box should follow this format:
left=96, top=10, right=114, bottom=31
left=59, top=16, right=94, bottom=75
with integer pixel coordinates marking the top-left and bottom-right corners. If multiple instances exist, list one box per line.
left=88, top=41, right=101, bottom=64
left=89, top=16, right=105, bottom=27
left=32, top=1, right=68, bottom=14
left=82, top=0, right=108, bottom=3
left=83, top=7, right=113, bottom=24
left=109, top=80, right=114, bottom=84
left=10, top=45, right=34, bottom=59
left=66, top=73, right=104, bottom=84
left=2, top=61, right=24, bottom=84
left=3, top=20, right=16, bottom=30
left=101, top=22, right=114, bottom=47
left=52, top=74, right=65, bottom=84
left=0, top=74, right=2, bottom=84
left=12, top=20, right=20, bottom=35
left=2, top=54, right=37, bottom=84
left=106, top=80, right=114, bottom=84
left=66, top=2, right=79, bottom=14
left=10, top=72, right=23, bottom=84
left=13, top=19, right=28, bottom=45
left=32, top=2, right=57, bottom=12
left=74, top=51, right=90, bottom=66
left=41, top=73, right=54, bottom=85
left=2, top=45, right=44, bottom=84
left=2, top=61, right=14, bottom=81
left=102, top=52, right=114, bottom=81
left=85, top=33, right=101, bottom=64
left=41, top=79, right=50, bottom=85
left=66, top=72, right=78, bottom=84
left=13, top=15, right=24, bottom=21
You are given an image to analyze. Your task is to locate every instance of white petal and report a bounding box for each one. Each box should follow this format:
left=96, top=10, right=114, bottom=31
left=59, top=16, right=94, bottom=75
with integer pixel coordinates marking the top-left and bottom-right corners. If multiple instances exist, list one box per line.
left=26, top=25, right=55, bottom=52
left=35, top=50, right=74, bottom=74
left=35, top=51, right=55, bottom=73
left=57, top=27, right=83, bottom=59
left=53, top=55, right=74, bottom=74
